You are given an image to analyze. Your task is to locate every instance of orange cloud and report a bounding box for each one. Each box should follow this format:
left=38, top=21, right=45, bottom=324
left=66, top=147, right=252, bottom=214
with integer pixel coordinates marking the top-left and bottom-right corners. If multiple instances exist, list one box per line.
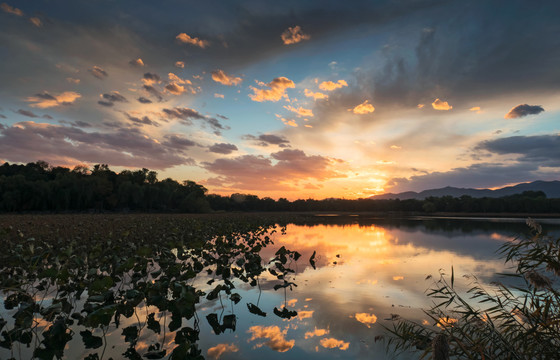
left=350, top=100, right=375, bottom=114
left=249, top=77, right=295, bottom=102
left=354, top=313, right=377, bottom=328
left=29, top=17, right=42, bottom=27
left=214, top=93, right=224, bottom=98
left=129, top=58, right=145, bottom=67
left=297, top=310, right=314, bottom=320
left=284, top=105, right=314, bottom=117
left=176, top=33, right=209, bottom=48
left=390, top=145, right=401, bottom=149
left=1, top=3, right=23, bottom=16
left=417, top=104, right=425, bottom=109
left=207, top=343, right=239, bottom=359
left=319, top=80, right=348, bottom=91
left=432, top=98, right=452, bottom=110
left=175, top=61, right=185, bottom=68
left=66, top=78, right=80, bottom=84
left=304, top=89, right=328, bottom=100
left=165, top=83, right=186, bottom=95
left=168, top=73, right=192, bottom=85
left=437, top=317, right=458, bottom=328
left=281, top=25, right=310, bottom=45
left=304, top=328, right=329, bottom=339
left=26, top=91, right=81, bottom=108
left=280, top=117, right=298, bottom=127
left=320, top=338, right=349, bottom=350
left=393, top=275, right=404, bottom=280
left=248, top=326, right=295, bottom=352
left=211, top=70, right=242, bottom=86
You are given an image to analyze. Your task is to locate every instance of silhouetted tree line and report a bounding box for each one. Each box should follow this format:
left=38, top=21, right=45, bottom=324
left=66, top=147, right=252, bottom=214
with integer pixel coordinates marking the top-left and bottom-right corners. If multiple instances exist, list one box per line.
left=2, top=161, right=560, bottom=214
left=0, top=161, right=210, bottom=213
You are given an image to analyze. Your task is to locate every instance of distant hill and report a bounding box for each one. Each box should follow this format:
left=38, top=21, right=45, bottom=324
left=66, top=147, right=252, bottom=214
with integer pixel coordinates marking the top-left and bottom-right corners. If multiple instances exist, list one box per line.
left=371, top=180, right=560, bottom=200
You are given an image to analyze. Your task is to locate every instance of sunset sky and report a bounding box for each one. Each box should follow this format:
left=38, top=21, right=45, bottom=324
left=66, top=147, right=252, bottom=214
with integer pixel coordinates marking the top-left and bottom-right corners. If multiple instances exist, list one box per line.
left=1, top=1, right=559, bottom=199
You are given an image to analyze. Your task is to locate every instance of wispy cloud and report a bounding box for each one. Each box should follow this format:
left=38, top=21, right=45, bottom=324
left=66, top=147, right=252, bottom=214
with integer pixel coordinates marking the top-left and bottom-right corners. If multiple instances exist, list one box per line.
left=350, top=100, right=375, bottom=114
left=284, top=105, right=313, bottom=117
left=319, top=80, right=347, bottom=91
left=26, top=91, right=81, bottom=108
left=1, top=3, right=23, bottom=16
left=304, top=89, right=328, bottom=100
left=211, top=70, right=242, bottom=86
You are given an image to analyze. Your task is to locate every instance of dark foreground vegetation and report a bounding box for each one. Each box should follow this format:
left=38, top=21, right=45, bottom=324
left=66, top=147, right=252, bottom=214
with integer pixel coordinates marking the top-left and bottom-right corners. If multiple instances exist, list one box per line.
left=1, top=161, right=560, bottom=214
left=383, top=219, right=560, bottom=359
left=0, top=213, right=303, bottom=359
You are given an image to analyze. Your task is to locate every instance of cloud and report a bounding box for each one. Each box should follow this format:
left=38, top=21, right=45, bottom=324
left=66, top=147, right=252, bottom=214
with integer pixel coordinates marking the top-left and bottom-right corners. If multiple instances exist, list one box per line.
left=211, top=70, right=242, bottom=86
left=504, top=104, right=544, bottom=119
left=281, top=26, right=310, bottom=45
left=248, top=326, right=294, bottom=353
left=304, top=328, right=329, bottom=339
left=16, top=109, right=39, bottom=118
left=319, top=80, right=348, bottom=91
left=168, top=73, right=192, bottom=85
left=165, top=83, right=186, bottom=95
left=124, top=112, right=158, bottom=127
left=431, top=98, right=452, bottom=110
left=249, top=77, right=295, bottom=102
left=162, top=107, right=227, bottom=134
left=1, top=3, right=23, bottom=16
left=304, top=89, right=328, bottom=100
left=59, top=120, right=92, bottom=128
left=176, top=33, right=209, bottom=48
left=129, top=58, right=145, bottom=67
left=143, top=85, right=163, bottom=101
left=0, top=121, right=195, bottom=169
left=97, top=100, right=114, bottom=107
left=350, top=100, right=375, bottom=114
left=29, top=17, right=42, bottom=27
left=66, top=77, right=80, bottom=84
left=476, top=134, right=560, bottom=166
left=320, top=338, right=349, bottom=350
left=162, top=134, right=197, bottom=149
left=207, top=343, right=239, bottom=359
left=25, top=91, right=81, bottom=108
left=202, top=148, right=344, bottom=191
left=209, top=143, right=238, bottom=154
left=284, top=105, right=313, bottom=117
left=354, top=313, right=377, bottom=328
left=280, top=117, right=298, bottom=127
left=214, top=93, right=224, bottom=98
left=89, top=66, right=108, bottom=79
left=101, top=92, right=128, bottom=103
left=142, top=72, right=161, bottom=85
left=137, top=97, right=152, bottom=104
left=175, top=61, right=185, bottom=68
left=243, top=133, right=290, bottom=147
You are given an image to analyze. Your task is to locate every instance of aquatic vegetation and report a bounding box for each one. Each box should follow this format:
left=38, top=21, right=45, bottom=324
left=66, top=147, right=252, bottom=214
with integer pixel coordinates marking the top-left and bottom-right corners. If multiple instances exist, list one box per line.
left=0, top=214, right=302, bottom=359
left=383, top=219, right=560, bottom=359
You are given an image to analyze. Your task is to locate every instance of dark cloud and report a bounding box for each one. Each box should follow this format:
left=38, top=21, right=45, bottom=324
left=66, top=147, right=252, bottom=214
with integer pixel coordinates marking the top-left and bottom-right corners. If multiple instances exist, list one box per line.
left=143, top=72, right=160, bottom=82
left=88, top=65, right=108, bottom=79
left=16, top=109, right=39, bottom=118
left=202, top=148, right=343, bottom=191
left=33, top=92, right=57, bottom=101
left=137, top=97, right=152, bottom=104
left=42, top=114, right=53, bottom=119
left=124, top=112, right=158, bottom=127
left=0, top=114, right=6, bottom=119
left=389, top=134, right=560, bottom=192
left=101, top=92, right=128, bottom=103
left=243, top=133, right=290, bottom=147
left=476, top=135, right=560, bottom=167
left=59, top=120, right=92, bottom=128
left=0, top=121, right=194, bottom=169
left=504, top=104, right=544, bottom=119
left=162, top=107, right=228, bottom=134
left=128, top=58, right=144, bottom=67
left=162, top=134, right=197, bottom=150
left=97, top=100, right=114, bottom=107
left=208, top=143, right=238, bottom=154
left=143, top=85, right=163, bottom=101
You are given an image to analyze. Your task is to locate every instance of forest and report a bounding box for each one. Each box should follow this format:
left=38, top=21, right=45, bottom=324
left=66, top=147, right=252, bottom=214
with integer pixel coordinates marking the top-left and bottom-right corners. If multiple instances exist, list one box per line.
left=1, top=161, right=560, bottom=214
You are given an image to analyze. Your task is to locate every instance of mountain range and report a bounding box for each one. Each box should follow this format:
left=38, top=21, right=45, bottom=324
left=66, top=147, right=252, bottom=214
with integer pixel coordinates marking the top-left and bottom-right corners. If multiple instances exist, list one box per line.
left=371, top=180, right=560, bottom=200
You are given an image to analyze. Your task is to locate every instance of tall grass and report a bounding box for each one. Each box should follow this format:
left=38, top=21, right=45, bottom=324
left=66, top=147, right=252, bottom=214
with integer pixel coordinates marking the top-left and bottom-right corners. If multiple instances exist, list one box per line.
left=382, top=218, right=560, bottom=359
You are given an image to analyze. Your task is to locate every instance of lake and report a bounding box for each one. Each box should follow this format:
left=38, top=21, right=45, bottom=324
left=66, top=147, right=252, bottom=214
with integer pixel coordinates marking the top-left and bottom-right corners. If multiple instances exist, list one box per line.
left=2, top=215, right=560, bottom=359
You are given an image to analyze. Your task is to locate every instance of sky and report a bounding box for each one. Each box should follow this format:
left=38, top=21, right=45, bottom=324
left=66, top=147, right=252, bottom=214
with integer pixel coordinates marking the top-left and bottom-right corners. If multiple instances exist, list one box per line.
left=1, top=0, right=559, bottom=200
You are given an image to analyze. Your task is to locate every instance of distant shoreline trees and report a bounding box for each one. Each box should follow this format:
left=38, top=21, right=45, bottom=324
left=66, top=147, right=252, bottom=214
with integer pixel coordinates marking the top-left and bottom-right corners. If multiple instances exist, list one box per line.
left=1, top=161, right=560, bottom=214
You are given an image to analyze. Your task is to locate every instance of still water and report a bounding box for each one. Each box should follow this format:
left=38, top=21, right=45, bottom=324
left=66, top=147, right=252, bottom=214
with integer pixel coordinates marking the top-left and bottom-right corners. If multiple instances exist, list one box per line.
left=3, top=216, right=560, bottom=359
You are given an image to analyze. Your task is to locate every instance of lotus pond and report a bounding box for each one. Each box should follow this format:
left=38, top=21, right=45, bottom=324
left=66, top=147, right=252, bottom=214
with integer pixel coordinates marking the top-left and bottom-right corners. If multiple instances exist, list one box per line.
left=2, top=214, right=559, bottom=360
